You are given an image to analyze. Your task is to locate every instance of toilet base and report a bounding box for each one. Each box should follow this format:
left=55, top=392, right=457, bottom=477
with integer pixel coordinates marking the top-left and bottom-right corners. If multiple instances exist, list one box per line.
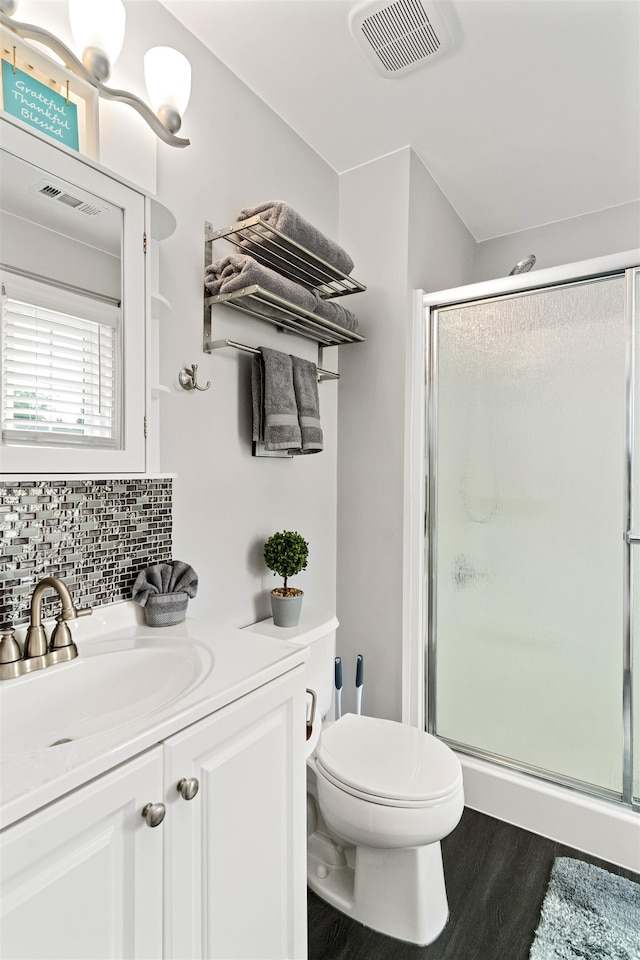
left=307, top=830, right=449, bottom=946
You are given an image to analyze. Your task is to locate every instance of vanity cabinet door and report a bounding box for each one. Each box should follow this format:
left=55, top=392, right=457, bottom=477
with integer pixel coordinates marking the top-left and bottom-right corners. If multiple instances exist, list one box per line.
left=0, top=747, right=164, bottom=960
left=163, top=668, right=308, bottom=960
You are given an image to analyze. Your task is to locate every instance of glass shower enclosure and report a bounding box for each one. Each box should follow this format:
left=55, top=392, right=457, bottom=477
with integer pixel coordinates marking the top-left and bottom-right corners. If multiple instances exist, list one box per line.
left=427, top=266, right=638, bottom=807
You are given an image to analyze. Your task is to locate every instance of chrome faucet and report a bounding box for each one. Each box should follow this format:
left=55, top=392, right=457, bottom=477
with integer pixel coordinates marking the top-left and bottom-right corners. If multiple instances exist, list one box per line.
left=0, top=577, right=92, bottom=680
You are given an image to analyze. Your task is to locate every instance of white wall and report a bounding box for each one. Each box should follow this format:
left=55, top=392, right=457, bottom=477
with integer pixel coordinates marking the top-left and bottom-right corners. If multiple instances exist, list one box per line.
left=336, top=148, right=476, bottom=720
left=151, top=4, right=341, bottom=626
left=474, top=201, right=640, bottom=282
left=408, top=151, right=478, bottom=294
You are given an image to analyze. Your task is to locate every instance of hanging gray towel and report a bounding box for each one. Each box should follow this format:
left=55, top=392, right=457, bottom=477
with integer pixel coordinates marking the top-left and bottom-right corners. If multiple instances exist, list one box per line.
left=237, top=201, right=355, bottom=276
left=252, top=347, right=302, bottom=451
left=291, top=355, right=323, bottom=454
left=131, top=561, right=198, bottom=606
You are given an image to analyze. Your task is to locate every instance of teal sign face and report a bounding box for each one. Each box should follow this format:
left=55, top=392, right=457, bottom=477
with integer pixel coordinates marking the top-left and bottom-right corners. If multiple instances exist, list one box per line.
left=2, top=60, right=79, bottom=151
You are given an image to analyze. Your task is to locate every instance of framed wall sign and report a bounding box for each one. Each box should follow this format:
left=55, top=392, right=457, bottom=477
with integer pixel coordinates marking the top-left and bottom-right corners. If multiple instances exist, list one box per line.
left=0, top=29, right=98, bottom=158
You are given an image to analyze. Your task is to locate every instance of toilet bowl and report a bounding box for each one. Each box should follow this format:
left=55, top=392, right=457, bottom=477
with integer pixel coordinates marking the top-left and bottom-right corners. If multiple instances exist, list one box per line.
left=242, top=612, right=464, bottom=947
left=309, top=713, right=463, bottom=945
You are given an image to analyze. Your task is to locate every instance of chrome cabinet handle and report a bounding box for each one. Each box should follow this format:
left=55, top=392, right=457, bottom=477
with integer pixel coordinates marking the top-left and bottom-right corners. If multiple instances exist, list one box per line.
left=177, top=777, right=199, bottom=801
left=141, top=802, right=166, bottom=827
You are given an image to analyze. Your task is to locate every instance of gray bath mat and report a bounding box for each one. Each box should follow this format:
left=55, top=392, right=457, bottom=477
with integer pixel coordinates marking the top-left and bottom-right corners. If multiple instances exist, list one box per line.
left=529, top=857, right=640, bottom=959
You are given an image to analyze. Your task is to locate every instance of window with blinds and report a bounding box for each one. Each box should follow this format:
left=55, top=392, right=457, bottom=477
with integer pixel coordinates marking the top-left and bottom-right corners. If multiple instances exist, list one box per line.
left=1, top=272, right=121, bottom=449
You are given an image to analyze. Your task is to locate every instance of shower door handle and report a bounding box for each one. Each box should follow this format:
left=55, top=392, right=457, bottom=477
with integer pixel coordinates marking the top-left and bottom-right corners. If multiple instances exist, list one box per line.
left=625, top=532, right=640, bottom=544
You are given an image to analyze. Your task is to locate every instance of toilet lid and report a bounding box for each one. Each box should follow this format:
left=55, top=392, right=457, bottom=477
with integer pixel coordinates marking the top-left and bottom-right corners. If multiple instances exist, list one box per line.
left=316, top=714, right=462, bottom=804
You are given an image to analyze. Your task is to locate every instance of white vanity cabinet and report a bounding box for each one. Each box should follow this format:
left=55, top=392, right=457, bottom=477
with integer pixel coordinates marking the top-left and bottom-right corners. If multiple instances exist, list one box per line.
left=0, top=666, right=307, bottom=960
left=163, top=669, right=307, bottom=960
left=0, top=747, right=164, bottom=960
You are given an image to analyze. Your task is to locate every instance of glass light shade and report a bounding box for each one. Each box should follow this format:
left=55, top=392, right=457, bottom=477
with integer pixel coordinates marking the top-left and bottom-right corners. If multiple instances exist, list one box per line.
left=144, top=46, right=192, bottom=116
left=68, top=0, right=126, bottom=67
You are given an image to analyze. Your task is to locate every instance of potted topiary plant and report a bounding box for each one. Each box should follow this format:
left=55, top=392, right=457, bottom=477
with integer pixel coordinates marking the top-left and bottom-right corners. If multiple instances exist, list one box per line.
left=263, top=530, right=309, bottom=627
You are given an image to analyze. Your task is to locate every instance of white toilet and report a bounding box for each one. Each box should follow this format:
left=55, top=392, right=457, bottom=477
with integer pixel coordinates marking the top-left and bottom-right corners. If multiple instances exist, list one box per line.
left=243, top=612, right=464, bottom=947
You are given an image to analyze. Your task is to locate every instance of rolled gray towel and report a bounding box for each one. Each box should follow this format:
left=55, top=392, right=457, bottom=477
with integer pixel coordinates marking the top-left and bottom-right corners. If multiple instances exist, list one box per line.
left=291, top=355, right=322, bottom=454
left=312, top=293, right=360, bottom=334
left=205, top=254, right=360, bottom=334
left=131, top=561, right=198, bottom=607
left=252, top=347, right=302, bottom=452
left=205, top=254, right=318, bottom=323
left=237, top=202, right=354, bottom=276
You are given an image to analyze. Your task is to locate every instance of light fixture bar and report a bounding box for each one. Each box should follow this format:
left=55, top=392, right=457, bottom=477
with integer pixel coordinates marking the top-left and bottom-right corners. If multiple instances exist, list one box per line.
left=0, top=11, right=190, bottom=147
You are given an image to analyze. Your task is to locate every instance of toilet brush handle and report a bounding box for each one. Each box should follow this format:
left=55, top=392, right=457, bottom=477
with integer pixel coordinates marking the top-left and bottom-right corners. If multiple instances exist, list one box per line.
left=355, top=654, right=363, bottom=715
left=335, top=656, right=342, bottom=720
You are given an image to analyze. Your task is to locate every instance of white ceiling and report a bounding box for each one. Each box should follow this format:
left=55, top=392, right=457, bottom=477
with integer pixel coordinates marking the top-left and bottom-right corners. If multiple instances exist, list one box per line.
left=161, top=0, right=640, bottom=241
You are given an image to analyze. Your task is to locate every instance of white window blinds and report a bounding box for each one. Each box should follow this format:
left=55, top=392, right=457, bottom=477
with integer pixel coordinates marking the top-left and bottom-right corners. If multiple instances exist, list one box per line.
left=1, top=272, right=121, bottom=449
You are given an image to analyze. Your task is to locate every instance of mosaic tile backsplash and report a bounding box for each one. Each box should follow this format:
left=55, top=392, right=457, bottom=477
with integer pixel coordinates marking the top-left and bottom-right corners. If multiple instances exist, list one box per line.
left=0, top=478, right=172, bottom=626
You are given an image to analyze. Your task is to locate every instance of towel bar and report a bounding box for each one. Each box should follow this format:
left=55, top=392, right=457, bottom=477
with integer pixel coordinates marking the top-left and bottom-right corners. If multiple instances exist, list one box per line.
left=205, top=338, right=340, bottom=381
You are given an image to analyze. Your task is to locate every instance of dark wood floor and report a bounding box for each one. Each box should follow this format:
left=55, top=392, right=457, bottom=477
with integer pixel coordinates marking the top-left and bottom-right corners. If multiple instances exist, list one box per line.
left=307, top=807, right=639, bottom=960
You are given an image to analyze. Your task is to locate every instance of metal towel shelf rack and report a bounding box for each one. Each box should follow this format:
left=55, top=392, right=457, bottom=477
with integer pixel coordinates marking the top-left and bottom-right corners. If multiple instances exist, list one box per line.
left=203, top=217, right=366, bottom=381
left=206, top=216, right=366, bottom=299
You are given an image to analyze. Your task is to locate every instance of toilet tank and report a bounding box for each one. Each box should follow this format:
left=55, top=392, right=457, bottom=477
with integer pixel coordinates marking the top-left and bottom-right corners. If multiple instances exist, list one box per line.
left=241, top=610, right=338, bottom=722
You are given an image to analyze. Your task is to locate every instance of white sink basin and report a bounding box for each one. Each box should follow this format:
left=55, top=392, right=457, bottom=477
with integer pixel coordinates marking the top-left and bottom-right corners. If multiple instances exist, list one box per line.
left=1, top=635, right=214, bottom=757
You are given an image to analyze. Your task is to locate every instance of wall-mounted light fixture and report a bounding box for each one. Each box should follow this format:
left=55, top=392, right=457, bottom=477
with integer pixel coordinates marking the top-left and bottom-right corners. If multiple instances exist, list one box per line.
left=0, top=0, right=191, bottom=147
left=68, top=0, right=126, bottom=83
left=144, top=46, right=192, bottom=135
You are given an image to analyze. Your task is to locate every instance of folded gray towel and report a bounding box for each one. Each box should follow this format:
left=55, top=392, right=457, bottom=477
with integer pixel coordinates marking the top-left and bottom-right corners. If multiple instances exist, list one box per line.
left=131, top=561, right=198, bottom=607
left=205, top=253, right=318, bottom=322
left=205, top=254, right=360, bottom=334
left=237, top=202, right=354, bottom=276
left=312, top=293, right=360, bottom=334
left=252, top=347, right=302, bottom=451
left=291, top=355, right=322, bottom=454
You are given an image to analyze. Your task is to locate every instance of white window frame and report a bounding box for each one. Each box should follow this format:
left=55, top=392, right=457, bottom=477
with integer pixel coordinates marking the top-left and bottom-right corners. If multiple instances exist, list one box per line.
left=2, top=270, right=122, bottom=449
left=0, top=120, right=146, bottom=474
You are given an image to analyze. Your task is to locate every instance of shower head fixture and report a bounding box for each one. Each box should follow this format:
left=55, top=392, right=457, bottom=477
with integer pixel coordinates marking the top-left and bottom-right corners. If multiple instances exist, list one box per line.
left=509, top=255, right=536, bottom=275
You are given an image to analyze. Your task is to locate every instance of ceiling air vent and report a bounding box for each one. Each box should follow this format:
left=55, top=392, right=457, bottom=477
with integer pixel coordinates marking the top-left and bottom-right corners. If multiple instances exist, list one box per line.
left=29, top=179, right=106, bottom=217
left=349, top=0, right=453, bottom=78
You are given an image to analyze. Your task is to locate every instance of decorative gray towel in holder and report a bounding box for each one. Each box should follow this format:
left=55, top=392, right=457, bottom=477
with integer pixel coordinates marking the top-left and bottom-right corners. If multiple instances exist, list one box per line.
left=236, top=201, right=355, bottom=276
left=131, top=561, right=198, bottom=627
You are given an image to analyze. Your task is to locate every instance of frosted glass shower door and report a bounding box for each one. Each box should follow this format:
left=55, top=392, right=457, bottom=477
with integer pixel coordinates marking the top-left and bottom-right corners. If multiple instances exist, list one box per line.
left=431, top=276, right=627, bottom=795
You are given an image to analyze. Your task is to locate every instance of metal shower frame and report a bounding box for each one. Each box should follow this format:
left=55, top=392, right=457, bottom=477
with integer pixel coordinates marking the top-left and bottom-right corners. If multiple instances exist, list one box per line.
left=420, top=257, right=639, bottom=812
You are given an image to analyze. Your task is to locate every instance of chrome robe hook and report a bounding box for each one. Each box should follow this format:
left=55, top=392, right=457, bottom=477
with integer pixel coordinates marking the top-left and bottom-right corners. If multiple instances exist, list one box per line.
left=178, top=363, right=211, bottom=392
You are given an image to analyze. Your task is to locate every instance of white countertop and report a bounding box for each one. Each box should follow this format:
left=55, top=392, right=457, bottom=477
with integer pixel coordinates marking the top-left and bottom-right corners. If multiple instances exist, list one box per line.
left=0, top=602, right=308, bottom=830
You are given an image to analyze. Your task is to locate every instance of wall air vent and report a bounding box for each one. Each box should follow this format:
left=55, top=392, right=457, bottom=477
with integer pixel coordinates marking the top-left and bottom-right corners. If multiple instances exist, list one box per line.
left=349, top=0, right=453, bottom=78
left=29, top=179, right=106, bottom=217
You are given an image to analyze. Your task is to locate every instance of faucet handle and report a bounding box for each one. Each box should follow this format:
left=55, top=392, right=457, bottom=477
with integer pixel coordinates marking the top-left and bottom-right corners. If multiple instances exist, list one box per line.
left=0, top=628, right=23, bottom=680
left=76, top=607, right=92, bottom=618
left=0, top=627, right=22, bottom=664
left=48, top=620, right=79, bottom=664
left=50, top=620, right=74, bottom=649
